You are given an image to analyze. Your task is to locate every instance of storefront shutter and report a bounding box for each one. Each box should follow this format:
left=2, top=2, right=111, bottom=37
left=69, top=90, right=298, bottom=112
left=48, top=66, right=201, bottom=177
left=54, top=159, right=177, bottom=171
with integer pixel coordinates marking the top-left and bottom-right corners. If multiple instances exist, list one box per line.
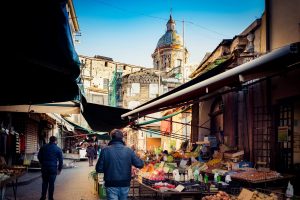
left=25, top=120, right=38, bottom=154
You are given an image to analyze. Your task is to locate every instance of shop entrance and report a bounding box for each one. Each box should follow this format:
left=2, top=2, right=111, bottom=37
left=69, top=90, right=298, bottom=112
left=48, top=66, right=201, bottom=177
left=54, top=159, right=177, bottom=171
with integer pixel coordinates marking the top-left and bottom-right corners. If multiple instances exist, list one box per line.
left=277, top=102, right=294, bottom=171
left=275, top=98, right=300, bottom=172
left=209, top=97, right=224, bottom=144
left=253, top=106, right=272, bottom=167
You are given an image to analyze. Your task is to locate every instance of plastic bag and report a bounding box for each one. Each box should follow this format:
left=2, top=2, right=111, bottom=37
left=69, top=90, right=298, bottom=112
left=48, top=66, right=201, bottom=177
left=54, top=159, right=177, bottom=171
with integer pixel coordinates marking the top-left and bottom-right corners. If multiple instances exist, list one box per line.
left=225, top=174, right=232, bottom=183
left=99, top=184, right=106, bottom=199
left=286, top=181, right=294, bottom=198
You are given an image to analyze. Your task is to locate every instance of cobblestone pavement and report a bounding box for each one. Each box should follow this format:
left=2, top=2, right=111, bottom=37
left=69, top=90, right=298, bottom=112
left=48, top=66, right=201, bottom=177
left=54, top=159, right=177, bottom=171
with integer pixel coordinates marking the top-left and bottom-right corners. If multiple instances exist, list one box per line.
left=5, top=160, right=99, bottom=200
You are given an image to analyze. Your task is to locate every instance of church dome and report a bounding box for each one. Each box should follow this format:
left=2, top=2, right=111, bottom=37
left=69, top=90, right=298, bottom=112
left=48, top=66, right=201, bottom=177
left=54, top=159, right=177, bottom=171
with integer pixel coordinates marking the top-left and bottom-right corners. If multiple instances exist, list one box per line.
left=156, top=15, right=183, bottom=49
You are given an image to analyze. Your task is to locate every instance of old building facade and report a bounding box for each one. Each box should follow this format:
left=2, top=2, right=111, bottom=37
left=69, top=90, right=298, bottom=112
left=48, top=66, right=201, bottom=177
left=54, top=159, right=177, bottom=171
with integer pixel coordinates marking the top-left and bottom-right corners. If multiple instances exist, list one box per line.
left=152, top=15, right=189, bottom=81
left=122, top=70, right=159, bottom=109
left=189, top=0, right=300, bottom=174
left=79, top=55, right=144, bottom=107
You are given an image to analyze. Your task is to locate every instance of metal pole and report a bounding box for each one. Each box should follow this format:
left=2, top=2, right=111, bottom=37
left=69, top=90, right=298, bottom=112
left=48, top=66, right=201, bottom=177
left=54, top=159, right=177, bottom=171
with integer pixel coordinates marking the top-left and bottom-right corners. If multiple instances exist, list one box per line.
left=182, top=18, right=185, bottom=83
left=157, top=49, right=161, bottom=96
left=60, top=118, right=63, bottom=148
left=158, top=70, right=161, bottom=96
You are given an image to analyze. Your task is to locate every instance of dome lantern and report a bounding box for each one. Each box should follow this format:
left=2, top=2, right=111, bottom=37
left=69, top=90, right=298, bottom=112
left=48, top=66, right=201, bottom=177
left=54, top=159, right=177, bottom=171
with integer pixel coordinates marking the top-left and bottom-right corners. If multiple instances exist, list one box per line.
left=167, top=15, right=175, bottom=31
left=152, top=14, right=189, bottom=73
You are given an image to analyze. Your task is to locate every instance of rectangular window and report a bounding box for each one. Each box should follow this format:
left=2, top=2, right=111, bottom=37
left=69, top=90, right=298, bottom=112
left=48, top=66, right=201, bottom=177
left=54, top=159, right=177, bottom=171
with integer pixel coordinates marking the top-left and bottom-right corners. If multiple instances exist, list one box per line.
left=149, top=83, right=158, bottom=98
left=131, top=83, right=140, bottom=96
left=127, top=87, right=131, bottom=97
left=83, top=68, right=90, bottom=77
left=176, top=59, right=182, bottom=67
left=103, top=78, right=109, bottom=89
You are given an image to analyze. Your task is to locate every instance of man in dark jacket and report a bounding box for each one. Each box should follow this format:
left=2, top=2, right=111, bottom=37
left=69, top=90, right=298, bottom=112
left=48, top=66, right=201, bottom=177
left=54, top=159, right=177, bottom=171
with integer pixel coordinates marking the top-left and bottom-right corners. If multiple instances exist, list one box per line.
left=38, top=136, right=63, bottom=200
left=96, top=129, right=144, bottom=200
left=86, top=142, right=97, bottom=166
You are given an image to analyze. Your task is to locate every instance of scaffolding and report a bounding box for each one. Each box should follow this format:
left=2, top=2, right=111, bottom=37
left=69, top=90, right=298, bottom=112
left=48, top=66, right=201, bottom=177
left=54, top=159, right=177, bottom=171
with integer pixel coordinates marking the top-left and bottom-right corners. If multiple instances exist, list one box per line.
left=109, top=70, right=123, bottom=107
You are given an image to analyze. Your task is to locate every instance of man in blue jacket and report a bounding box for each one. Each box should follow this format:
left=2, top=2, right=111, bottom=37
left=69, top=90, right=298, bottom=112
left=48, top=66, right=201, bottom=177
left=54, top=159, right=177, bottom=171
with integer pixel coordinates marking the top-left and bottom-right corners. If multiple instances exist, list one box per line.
left=96, top=129, right=144, bottom=200
left=38, top=136, right=63, bottom=200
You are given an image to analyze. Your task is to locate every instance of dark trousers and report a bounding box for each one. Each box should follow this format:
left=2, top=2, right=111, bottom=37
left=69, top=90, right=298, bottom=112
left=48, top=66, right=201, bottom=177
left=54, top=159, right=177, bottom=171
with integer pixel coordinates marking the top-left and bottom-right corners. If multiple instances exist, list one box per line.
left=88, top=157, right=94, bottom=166
left=41, top=170, right=57, bottom=200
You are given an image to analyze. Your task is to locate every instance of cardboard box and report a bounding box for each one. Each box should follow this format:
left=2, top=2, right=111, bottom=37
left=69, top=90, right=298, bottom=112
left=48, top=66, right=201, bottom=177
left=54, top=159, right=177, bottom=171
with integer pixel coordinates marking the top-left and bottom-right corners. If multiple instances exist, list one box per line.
left=238, top=188, right=254, bottom=200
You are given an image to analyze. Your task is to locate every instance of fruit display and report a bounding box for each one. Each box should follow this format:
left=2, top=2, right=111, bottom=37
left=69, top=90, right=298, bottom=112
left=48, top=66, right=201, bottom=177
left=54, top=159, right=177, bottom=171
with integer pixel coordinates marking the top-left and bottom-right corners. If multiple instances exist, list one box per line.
left=147, top=169, right=165, bottom=181
left=230, top=170, right=280, bottom=182
left=1, top=169, right=25, bottom=177
left=171, top=144, right=202, bottom=159
left=140, top=163, right=155, bottom=173
left=152, top=182, right=176, bottom=190
left=202, top=191, right=232, bottom=200
left=229, top=189, right=280, bottom=200
left=204, top=190, right=280, bottom=200
left=171, top=151, right=182, bottom=158
left=0, top=166, right=26, bottom=184
left=166, top=155, right=174, bottom=162
left=137, top=143, right=284, bottom=196
left=164, top=163, right=176, bottom=173
left=0, top=173, right=10, bottom=182
left=207, top=159, right=222, bottom=168
left=11, top=165, right=27, bottom=169
left=0, top=168, right=16, bottom=175
left=248, top=191, right=279, bottom=200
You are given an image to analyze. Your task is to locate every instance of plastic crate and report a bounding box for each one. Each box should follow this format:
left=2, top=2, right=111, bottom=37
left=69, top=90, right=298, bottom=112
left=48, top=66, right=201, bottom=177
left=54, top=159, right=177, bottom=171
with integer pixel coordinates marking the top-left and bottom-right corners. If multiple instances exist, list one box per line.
left=142, top=177, right=164, bottom=186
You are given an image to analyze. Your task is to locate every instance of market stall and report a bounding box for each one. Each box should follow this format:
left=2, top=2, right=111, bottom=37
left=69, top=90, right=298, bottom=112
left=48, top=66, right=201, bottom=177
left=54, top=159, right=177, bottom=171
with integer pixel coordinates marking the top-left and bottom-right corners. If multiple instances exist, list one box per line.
left=135, top=140, right=297, bottom=200
left=0, top=165, right=26, bottom=200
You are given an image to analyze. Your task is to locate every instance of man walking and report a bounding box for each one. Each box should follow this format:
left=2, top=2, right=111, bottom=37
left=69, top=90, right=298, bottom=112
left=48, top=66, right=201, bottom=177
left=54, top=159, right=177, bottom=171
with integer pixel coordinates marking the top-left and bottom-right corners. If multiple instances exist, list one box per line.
left=96, top=129, right=144, bottom=200
left=38, top=136, right=63, bottom=200
left=86, top=142, right=97, bottom=166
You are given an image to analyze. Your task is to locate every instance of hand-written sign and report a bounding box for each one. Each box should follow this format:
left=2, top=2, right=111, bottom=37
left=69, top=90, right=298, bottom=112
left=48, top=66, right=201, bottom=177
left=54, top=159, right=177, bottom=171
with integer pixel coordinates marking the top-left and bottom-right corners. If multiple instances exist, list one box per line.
left=174, top=184, right=185, bottom=192
left=278, top=126, right=289, bottom=142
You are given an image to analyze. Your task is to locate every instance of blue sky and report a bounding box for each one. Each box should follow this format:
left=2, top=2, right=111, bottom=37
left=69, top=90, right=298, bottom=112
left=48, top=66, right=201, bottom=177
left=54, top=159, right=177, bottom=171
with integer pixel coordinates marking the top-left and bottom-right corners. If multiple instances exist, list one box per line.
left=73, top=0, right=265, bottom=67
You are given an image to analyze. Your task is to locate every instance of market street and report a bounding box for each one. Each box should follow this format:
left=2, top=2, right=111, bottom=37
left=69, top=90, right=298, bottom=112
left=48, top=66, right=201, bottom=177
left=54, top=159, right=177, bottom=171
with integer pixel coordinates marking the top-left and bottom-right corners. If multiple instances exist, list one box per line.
left=5, top=160, right=98, bottom=200
left=1, top=1, right=300, bottom=199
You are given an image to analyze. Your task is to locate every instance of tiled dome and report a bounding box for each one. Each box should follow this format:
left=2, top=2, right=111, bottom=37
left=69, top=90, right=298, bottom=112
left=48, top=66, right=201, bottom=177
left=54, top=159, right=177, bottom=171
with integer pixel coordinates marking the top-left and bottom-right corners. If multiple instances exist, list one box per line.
left=156, top=15, right=183, bottom=49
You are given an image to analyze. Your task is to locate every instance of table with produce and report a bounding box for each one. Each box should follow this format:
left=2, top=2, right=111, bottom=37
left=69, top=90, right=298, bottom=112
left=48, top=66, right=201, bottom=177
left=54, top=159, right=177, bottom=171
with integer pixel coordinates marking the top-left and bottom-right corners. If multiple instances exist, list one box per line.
left=0, top=165, right=27, bottom=200
left=135, top=144, right=291, bottom=199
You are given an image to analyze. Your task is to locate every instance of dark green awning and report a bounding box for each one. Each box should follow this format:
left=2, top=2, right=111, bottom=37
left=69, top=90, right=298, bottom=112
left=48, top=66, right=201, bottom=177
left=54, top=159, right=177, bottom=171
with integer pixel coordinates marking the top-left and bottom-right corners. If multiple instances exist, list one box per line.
left=81, top=97, right=131, bottom=132
left=1, top=0, right=81, bottom=105
left=63, top=117, right=111, bottom=140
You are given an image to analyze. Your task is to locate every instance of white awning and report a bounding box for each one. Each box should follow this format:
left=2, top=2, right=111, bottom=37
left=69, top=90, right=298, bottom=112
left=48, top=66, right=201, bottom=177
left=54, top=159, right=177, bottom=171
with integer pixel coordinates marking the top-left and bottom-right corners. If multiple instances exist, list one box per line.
left=0, top=101, right=80, bottom=114
left=46, top=113, right=74, bottom=131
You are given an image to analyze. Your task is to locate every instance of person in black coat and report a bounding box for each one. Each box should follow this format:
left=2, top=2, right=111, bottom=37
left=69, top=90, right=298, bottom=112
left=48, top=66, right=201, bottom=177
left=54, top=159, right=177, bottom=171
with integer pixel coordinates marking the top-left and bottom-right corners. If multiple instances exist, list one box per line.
left=96, top=129, right=144, bottom=200
left=38, top=136, right=63, bottom=200
left=86, top=142, right=97, bottom=166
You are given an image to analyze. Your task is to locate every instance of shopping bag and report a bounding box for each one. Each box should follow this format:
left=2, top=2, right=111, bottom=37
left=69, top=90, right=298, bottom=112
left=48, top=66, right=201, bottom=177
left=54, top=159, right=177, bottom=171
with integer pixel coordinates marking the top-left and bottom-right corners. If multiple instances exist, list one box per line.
left=23, top=154, right=31, bottom=166
left=99, top=184, right=106, bottom=199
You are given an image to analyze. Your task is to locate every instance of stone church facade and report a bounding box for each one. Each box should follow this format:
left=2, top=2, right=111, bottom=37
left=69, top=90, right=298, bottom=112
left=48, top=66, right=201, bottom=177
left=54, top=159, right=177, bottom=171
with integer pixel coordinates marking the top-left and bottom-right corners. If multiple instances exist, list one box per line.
left=152, top=15, right=189, bottom=83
